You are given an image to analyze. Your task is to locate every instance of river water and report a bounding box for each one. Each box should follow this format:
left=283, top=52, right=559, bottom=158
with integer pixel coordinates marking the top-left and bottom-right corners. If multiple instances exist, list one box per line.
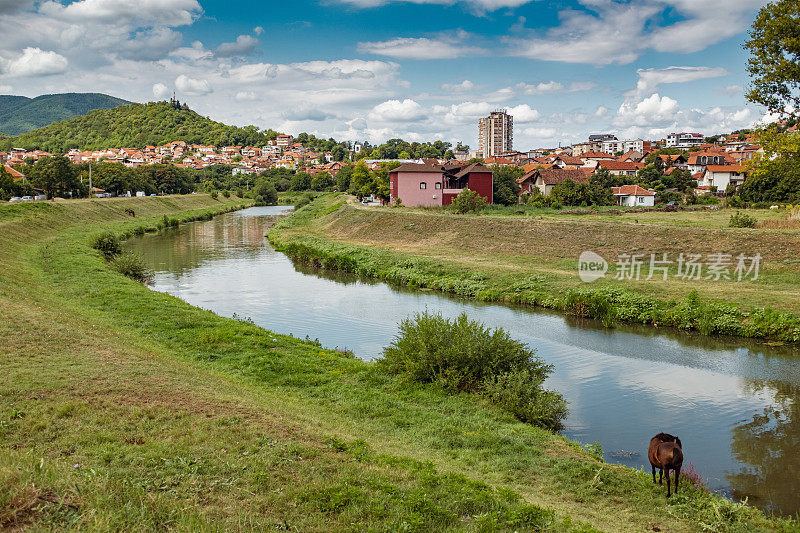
left=127, top=206, right=800, bottom=516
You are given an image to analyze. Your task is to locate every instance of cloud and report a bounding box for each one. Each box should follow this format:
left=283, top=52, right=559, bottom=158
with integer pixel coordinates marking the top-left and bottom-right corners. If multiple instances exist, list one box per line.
left=0, top=0, right=33, bottom=13
left=441, top=79, right=475, bottom=92
left=39, top=0, right=202, bottom=27
left=506, top=0, right=766, bottom=65
left=3, top=47, right=68, bottom=77
left=235, top=91, right=257, bottom=101
left=507, top=104, right=540, bottom=122
left=215, top=34, right=260, bottom=58
left=369, top=99, right=425, bottom=121
left=118, top=27, right=183, bottom=61
left=282, top=107, right=335, bottom=121
left=337, top=0, right=533, bottom=13
left=635, top=66, right=729, bottom=95
left=254, top=26, right=264, bottom=36
left=358, top=32, right=483, bottom=59
left=516, top=80, right=596, bottom=95
left=153, top=83, right=170, bottom=99
left=175, top=74, right=212, bottom=95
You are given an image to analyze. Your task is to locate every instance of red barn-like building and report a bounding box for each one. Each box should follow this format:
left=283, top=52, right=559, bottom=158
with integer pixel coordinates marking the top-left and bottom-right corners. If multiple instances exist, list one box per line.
left=389, top=162, right=493, bottom=207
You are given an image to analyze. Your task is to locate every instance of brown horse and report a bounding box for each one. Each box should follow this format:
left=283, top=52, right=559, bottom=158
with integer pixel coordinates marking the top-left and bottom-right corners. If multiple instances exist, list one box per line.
left=648, top=433, right=683, bottom=497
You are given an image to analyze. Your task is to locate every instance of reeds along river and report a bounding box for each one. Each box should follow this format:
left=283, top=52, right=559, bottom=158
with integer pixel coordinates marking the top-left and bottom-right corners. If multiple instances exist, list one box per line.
left=127, top=206, right=800, bottom=517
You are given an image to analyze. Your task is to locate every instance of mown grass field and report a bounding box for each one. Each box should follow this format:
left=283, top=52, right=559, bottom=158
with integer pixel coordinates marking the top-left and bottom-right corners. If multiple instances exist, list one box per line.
left=269, top=195, right=800, bottom=343
left=0, top=194, right=796, bottom=531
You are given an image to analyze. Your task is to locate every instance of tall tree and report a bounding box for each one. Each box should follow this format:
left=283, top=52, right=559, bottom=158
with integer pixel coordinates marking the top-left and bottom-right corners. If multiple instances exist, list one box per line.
left=746, top=0, right=800, bottom=117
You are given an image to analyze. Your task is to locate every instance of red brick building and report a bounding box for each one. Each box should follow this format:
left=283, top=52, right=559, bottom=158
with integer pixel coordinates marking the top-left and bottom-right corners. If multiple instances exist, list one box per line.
left=389, top=162, right=493, bottom=207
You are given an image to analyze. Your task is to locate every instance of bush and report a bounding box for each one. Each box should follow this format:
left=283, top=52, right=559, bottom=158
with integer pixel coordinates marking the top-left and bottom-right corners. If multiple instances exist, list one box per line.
left=253, top=177, right=278, bottom=206
left=110, top=251, right=153, bottom=284
left=222, top=189, right=231, bottom=198
left=294, top=192, right=316, bottom=209
left=91, top=231, right=122, bottom=258
left=482, top=370, right=568, bottom=430
left=450, top=188, right=486, bottom=214
left=378, top=312, right=567, bottom=429
left=729, top=211, right=757, bottom=228
left=210, top=190, right=219, bottom=200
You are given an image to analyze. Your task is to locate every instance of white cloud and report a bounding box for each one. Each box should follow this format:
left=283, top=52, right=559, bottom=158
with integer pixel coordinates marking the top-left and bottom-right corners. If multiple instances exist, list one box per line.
left=615, top=93, right=679, bottom=127
left=118, top=27, right=183, bottom=61
left=39, top=0, right=202, bottom=27
left=152, top=83, right=170, bottom=99
left=175, top=74, right=212, bottom=95
left=635, top=66, right=729, bottom=95
left=441, top=79, right=475, bottom=92
left=595, top=106, right=609, bottom=117
left=507, top=104, right=540, bottom=122
left=358, top=33, right=483, bottom=59
left=3, top=47, right=68, bottom=77
left=337, top=0, right=533, bottom=13
left=235, top=91, right=257, bottom=101
left=506, top=0, right=766, bottom=65
left=516, top=80, right=596, bottom=95
left=254, top=26, right=264, bottom=36
left=215, top=35, right=260, bottom=58
left=369, top=99, right=425, bottom=121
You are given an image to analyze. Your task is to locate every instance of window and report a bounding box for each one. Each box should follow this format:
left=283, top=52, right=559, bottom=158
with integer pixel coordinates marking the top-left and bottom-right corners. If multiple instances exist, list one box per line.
left=435, top=182, right=441, bottom=189
left=420, top=182, right=427, bottom=189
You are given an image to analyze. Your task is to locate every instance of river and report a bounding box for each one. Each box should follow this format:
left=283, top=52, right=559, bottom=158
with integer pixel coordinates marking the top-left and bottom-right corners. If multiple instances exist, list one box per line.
left=127, top=205, right=800, bottom=517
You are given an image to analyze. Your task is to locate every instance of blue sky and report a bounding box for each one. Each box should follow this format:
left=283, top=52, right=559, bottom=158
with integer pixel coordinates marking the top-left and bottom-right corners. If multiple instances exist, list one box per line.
left=0, top=0, right=771, bottom=149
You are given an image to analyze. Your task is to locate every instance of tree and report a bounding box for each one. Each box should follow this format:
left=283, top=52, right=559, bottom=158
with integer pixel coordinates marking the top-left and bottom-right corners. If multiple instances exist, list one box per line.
left=492, top=165, right=523, bottom=206
left=331, top=145, right=347, bottom=162
left=289, top=171, right=312, bottom=191
left=450, top=188, right=486, bottom=213
left=745, top=0, right=800, bottom=118
left=27, top=155, right=81, bottom=198
left=310, top=171, right=334, bottom=191
left=336, top=165, right=354, bottom=191
left=252, top=177, right=278, bottom=205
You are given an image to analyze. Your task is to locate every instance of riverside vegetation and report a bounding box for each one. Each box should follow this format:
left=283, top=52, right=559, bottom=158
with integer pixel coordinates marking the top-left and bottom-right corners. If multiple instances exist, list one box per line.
left=0, top=194, right=797, bottom=531
left=268, top=194, right=800, bottom=344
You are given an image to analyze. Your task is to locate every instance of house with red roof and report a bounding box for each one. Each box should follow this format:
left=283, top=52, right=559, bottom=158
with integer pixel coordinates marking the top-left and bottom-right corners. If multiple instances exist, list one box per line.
left=612, top=185, right=655, bottom=207
left=389, top=162, right=493, bottom=207
left=700, top=165, right=747, bottom=190
left=597, top=161, right=645, bottom=177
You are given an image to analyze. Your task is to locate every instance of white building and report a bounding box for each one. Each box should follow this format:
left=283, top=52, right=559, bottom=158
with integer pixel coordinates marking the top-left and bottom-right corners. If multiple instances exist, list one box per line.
left=478, top=110, right=513, bottom=157
left=612, top=185, right=656, bottom=207
left=667, top=133, right=704, bottom=148
left=700, top=165, right=747, bottom=190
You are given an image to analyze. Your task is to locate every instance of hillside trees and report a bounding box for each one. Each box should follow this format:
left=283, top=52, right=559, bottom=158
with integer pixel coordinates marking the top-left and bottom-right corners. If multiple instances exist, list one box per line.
left=26, top=155, right=82, bottom=198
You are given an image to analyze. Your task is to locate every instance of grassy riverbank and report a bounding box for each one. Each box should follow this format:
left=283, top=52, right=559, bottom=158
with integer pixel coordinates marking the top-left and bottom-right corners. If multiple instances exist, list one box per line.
left=268, top=194, right=800, bottom=344
left=0, top=195, right=795, bottom=531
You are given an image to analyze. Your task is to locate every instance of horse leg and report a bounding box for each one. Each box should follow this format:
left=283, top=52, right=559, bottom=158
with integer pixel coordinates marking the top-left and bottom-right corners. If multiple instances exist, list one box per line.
left=675, top=467, right=680, bottom=495
left=666, top=469, right=671, bottom=497
left=652, top=465, right=656, bottom=483
left=658, top=468, right=663, bottom=485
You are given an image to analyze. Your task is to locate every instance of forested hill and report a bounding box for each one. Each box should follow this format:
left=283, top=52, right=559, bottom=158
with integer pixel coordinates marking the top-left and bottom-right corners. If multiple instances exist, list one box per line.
left=0, top=93, right=131, bottom=136
left=1, top=101, right=278, bottom=152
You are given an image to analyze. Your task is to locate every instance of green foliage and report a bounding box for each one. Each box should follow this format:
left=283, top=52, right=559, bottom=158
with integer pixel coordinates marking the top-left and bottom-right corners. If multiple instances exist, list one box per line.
left=25, top=155, right=83, bottom=199
left=91, top=231, right=122, bottom=259
left=0, top=93, right=131, bottom=136
left=450, top=188, right=486, bottom=214
left=550, top=179, right=613, bottom=207
left=110, top=251, right=153, bottom=284
left=745, top=0, right=800, bottom=117
left=310, top=171, right=334, bottom=191
left=492, top=165, right=523, bottom=206
left=290, top=171, right=312, bottom=191
left=210, top=190, right=219, bottom=200
left=294, top=192, right=317, bottom=209
left=1, top=101, right=273, bottom=152
left=729, top=211, right=757, bottom=228
left=253, top=177, right=278, bottom=206
left=378, top=312, right=567, bottom=429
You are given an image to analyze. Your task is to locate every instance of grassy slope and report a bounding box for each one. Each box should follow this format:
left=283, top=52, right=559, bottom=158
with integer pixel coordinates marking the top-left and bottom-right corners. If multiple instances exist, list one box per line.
left=268, top=195, right=800, bottom=343
left=0, top=196, right=794, bottom=531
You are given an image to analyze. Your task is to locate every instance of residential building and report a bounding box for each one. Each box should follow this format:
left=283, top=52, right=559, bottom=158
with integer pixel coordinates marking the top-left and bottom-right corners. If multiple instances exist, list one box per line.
left=276, top=134, right=294, bottom=149
left=518, top=168, right=589, bottom=196
left=598, top=161, right=645, bottom=177
left=589, top=134, right=617, bottom=143
left=612, top=185, right=655, bottom=207
left=389, top=162, right=493, bottom=207
left=666, top=133, right=704, bottom=148
left=700, top=165, right=747, bottom=190
left=478, top=110, right=513, bottom=157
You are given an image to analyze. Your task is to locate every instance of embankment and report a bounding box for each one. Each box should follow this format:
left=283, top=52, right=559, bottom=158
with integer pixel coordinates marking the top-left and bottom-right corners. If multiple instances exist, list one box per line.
left=0, top=195, right=794, bottom=531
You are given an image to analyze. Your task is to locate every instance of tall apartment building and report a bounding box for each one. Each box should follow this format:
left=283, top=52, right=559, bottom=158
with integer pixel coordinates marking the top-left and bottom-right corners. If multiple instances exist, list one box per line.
left=478, top=110, right=513, bottom=157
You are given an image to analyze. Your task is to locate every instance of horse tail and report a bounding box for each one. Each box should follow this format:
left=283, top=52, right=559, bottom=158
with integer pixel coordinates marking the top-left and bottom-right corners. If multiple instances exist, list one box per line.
left=675, top=437, right=682, bottom=450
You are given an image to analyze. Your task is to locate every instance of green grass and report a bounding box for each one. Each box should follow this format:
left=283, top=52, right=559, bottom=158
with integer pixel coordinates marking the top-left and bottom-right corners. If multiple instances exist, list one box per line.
left=268, top=195, right=800, bottom=344
left=0, top=194, right=796, bottom=531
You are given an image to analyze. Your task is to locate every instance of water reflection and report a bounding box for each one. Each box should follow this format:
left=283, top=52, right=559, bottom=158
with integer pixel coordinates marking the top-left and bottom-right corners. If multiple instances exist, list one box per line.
left=127, top=206, right=800, bottom=516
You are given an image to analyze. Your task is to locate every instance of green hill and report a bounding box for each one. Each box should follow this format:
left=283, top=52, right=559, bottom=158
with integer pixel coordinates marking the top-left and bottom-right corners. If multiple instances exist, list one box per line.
left=0, top=93, right=132, bottom=136
left=0, top=101, right=277, bottom=152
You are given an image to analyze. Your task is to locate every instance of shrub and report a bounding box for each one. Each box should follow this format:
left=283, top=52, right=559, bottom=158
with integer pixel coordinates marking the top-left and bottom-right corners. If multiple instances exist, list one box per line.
left=482, top=370, right=568, bottom=430
left=379, top=312, right=567, bottom=429
left=550, top=201, right=562, bottom=210
left=210, top=190, right=219, bottom=200
left=294, top=192, right=316, bottom=209
left=91, top=231, right=122, bottom=258
left=110, top=252, right=153, bottom=284
left=450, top=188, right=486, bottom=214
left=729, top=211, right=757, bottom=228
left=222, top=189, right=231, bottom=198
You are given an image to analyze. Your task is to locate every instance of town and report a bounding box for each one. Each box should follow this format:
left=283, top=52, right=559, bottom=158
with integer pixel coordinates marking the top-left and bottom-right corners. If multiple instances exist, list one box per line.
left=1, top=107, right=769, bottom=207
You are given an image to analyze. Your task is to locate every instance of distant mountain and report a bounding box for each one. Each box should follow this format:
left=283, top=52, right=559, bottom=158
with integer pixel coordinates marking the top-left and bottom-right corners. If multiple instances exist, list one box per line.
left=0, top=93, right=132, bottom=136
left=1, top=101, right=277, bottom=152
